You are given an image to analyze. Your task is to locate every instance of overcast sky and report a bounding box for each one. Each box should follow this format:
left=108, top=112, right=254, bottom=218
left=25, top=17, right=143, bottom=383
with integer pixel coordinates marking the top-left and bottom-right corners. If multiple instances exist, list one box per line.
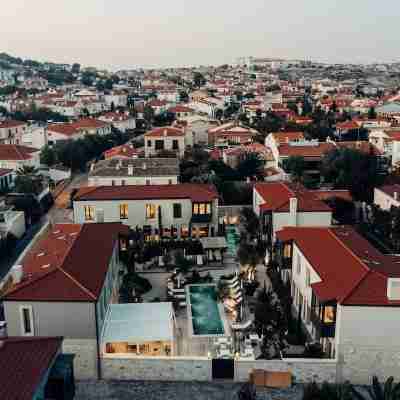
left=1, top=0, right=399, bottom=69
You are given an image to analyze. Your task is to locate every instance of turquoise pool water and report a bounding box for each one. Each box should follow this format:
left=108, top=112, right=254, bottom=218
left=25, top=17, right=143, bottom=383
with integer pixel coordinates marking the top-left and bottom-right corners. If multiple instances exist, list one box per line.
left=226, top=225, right=240, bottom=257
left=188, top=285, right=225, bottom=336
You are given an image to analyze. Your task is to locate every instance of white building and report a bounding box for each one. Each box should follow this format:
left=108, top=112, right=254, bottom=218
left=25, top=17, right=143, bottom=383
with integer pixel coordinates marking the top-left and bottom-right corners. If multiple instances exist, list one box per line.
left=88, top=158, right=179, bottom=186
left=0, top=168, right=14, bottom=192
left=276, top=226, right=400, bottom=384
left=374, top=185, right=400, bottom=211
left=253, top=182, right=332, bottom=245
left=0, top=120, right=28, bottom=145
left=73, top=183, right=219, bottom=239
left=0, top=144, right=41, bottom=171
left=99, top=112, right=136, bottom=132
left=144, top=127, right=186, bottom=158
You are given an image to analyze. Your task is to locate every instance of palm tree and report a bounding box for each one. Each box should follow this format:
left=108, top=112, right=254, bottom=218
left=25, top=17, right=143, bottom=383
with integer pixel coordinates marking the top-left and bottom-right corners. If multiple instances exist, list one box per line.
left=352, top=376, right=400, bottom=400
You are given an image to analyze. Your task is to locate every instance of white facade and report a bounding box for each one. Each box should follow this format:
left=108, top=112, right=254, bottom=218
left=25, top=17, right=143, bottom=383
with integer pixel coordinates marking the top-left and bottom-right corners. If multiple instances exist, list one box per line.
left=145, top=134, right=185, bottom=158
left=0, top=151, right=41, bottom=171
left=0, top=208, right=26, bottom=239
left=21, top=126, right=48, bottom=150
left=373, top=188, right=400, bottom=211
left=73, top=197, right=218, bottom=237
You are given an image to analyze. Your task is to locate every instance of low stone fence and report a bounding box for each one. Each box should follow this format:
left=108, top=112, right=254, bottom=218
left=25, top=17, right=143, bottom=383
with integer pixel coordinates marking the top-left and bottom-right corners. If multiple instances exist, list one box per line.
left=234, top=358, right=338, bottom=383
left=101, top=355, right=337, bottom=383
left=101, top=356, right=212, bottom=381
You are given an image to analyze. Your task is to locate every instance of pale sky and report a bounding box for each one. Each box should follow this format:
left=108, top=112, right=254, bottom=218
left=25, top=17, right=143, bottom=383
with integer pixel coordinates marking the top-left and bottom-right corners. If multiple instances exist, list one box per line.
left=1, top=0, right=399, bottom=69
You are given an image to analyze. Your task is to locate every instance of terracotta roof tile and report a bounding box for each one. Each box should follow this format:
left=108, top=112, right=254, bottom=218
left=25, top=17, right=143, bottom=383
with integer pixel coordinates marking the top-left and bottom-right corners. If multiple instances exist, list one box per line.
left=0, top=337, right=62, bottom=400
left=0, top=144, right=39, bottom=161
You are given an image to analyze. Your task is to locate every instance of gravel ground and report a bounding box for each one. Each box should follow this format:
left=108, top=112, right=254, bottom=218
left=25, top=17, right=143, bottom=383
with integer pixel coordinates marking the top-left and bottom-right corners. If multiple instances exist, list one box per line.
left=75, top=381, right=304, bottom=400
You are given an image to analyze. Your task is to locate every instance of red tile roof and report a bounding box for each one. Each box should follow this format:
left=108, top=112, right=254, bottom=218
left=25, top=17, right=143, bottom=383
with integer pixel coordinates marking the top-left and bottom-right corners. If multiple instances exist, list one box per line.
left=276, top=226, right=400, bottom=306
left=336, top=141, right=383, bottom=156
left=255, top=182, right=331, bottom=213
left=48, top=118, right=109, bottom=137
left=3, top=223, right=129, bottom=302
left=377, top=184, right=400, bottom=199
left=168, top=105, right=194, bottom=113
left=311, top=190, right=353, bottom=202
left=104, top=144, right=142, bottom=159
left=74, top=183, right=218, bottom=203
left=336, top=120, right=360, bottom=130
left=0, top=336, right=62, bottom=400
left=0, top=120, right=26, bottom=129
left=0, top=144, right=39, bottom=161
left=272, top=131, right=305, bottom=144
left=0, top=168, right=13, bottom=177
left=278, top=142, right=334, bottom=159
left=144, top=127, right=185, bottom=138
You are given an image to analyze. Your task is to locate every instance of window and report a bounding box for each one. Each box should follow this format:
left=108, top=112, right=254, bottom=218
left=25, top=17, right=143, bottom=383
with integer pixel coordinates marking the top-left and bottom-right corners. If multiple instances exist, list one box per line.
left=173, top=203, right=182, bottom=219
left=306, top=269, right=310, bottom=287
left=146, top=204, right=156, bottom=219
left=146, top=179, right=150, bottom=185
left=168, top=179, right=173, bottom=185
left=322, top=306, right=335, bottom=324
left=296, top=255, right=301, bottom=275
left=84, top=205, right=95, bottom=221
left=111, top=180, right=115, bottom=186
left=172, top=139, right=179, bottom=150
left=20, top=306, right=34, bottom=336
left=181, top=225, right=189, bottom=237
left=120, top=204, right=128, bottom=219
left=155, top=140, right=164, bottom=150
left=147, top=140, right=152, bottom=147
left=121, top=180, right=125, bottom=186
left=193, top=203, right=211, bottom=215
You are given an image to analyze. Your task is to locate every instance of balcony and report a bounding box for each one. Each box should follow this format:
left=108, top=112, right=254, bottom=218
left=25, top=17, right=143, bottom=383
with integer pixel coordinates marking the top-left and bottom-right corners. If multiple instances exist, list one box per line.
left=191, top=214, right=212, bottom=224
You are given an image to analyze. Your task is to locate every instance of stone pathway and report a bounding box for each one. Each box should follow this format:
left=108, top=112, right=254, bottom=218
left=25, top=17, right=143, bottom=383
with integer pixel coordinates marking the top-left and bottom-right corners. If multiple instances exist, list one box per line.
left=75, top=381, right=304, bottom=400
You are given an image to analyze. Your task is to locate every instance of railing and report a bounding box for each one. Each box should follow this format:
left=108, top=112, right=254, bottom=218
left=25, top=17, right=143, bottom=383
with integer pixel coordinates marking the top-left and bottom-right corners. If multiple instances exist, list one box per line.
left=191, top=214, right=212, bottom=223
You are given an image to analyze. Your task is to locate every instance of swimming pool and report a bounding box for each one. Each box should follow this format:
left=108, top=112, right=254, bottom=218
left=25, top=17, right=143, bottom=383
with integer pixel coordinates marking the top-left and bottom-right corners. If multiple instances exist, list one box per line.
left=186, top=284, right=228, bottom=337
left=226, top=225, right=240, bottom=257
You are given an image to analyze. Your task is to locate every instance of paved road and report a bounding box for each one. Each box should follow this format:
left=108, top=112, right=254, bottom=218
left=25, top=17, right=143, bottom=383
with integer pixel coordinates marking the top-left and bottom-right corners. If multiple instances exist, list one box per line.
left=75, top=381, right=304, bottom=400
left=48, top=173, right=88, bottom=224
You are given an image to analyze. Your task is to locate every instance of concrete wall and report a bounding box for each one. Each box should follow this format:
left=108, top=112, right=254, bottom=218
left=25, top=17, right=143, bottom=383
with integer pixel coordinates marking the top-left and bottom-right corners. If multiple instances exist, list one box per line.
left=101, top=356, right=212, bottom=381
left=4, top=301, right=97, bottom=338
left=63, top=338, right=99, bottom=380
left=234, top=359, right=338, bottom=383
left=336, top=305, right=400, bottom=384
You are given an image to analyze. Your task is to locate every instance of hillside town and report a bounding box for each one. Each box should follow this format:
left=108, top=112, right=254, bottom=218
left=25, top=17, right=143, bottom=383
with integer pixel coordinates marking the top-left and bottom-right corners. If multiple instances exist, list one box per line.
left=1, top=51, right=400, bottom=399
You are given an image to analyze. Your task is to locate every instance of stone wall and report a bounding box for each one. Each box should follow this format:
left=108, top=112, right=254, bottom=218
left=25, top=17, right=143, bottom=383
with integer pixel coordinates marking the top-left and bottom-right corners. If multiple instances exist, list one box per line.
left=101, top=356, right=212, bottom=381
left=63, top=339, right=98, bottom=380
left=234, top=358, right=338, bottom=384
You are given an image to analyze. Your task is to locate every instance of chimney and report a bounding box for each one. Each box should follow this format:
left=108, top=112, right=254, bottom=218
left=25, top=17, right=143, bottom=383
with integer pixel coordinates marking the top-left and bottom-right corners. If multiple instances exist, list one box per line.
left=128, top=165, right=133, bottom=176
left=11, top=265, right=23, bottom=284
left=163, top=129, right=168, bottom=137
left=90, top=163, right=95, bottom=172
left=289, top=197, right=298, bottom=226
left=394, top=192, right=398, bottom=201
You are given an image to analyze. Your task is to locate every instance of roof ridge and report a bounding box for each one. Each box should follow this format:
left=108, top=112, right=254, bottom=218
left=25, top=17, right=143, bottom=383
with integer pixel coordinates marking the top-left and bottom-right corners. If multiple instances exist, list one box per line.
left=55, top=225, right=97, bottom=301
left=339, top=269, right=371, bottom=304
left=327, top=228, right=371, bottom=275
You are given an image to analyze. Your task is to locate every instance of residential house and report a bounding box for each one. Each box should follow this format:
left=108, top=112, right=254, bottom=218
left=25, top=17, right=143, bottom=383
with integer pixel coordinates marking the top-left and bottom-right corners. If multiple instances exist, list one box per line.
left=2, top=222, right=129, bottom=379
left=47, top=119, right=111, bottom=145
left=374, top=185, right=400, bottom=211
left=0, top=336, right=75, bottom=400
left=73, top=183, right=219, bottom=239
left=98, top=112, right=135, bottom=132
left=208, top=123, right=258, bottom=146
left=276, top=226, right=400, bottom=384
left=147, top=99, right=168, bottom=115
left=174, top=115, right=219, bottom=146
left=88, top=158, right=179, bottom=186
left=0, top=120, right=28, bottom=145
left=253, top=182, right=332, bottom=246
left=104, top=90, right=128, bottom=109
left=0, top=144, right=41, bottom=171
left=144, top=127, right=186, bottom=158
left=222, top=143, right=275, bottom=170
left=168, top=105, right=195, bottom=119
